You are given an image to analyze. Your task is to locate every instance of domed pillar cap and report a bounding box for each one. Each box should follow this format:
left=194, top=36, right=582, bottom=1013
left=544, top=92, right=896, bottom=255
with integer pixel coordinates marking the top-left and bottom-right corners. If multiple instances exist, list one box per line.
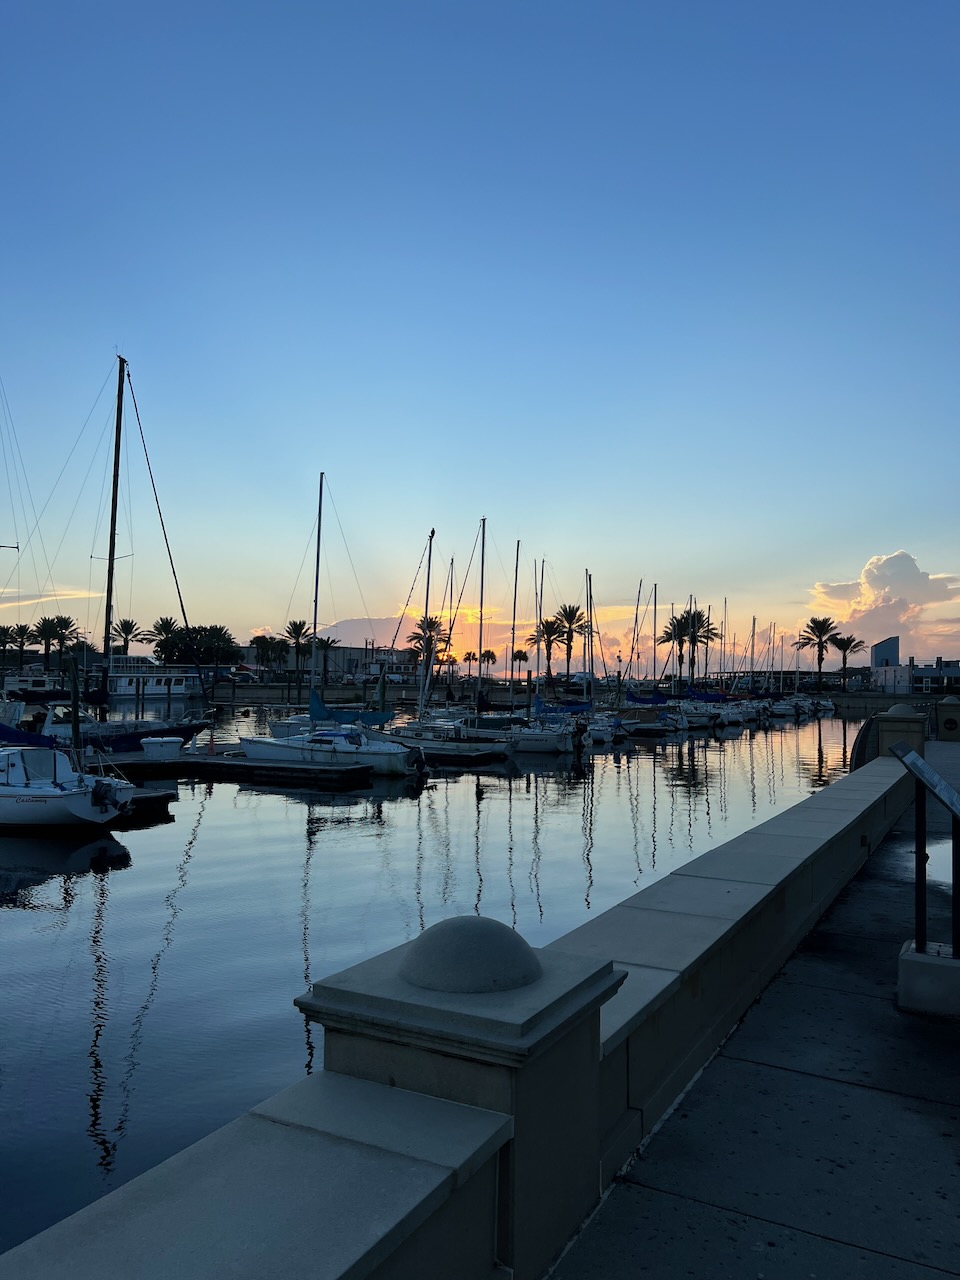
left=399, top=916, right=543, bottom=993
left=884, top=703, right=924, bottom=716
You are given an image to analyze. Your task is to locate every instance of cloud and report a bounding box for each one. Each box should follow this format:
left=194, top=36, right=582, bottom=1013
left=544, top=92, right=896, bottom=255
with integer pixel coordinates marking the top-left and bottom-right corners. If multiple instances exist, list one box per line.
left=814, top=551, right=959, bottom=613
left=808, top=551, right=960, bottom=656
left=0, top=589, right=102, bottom=612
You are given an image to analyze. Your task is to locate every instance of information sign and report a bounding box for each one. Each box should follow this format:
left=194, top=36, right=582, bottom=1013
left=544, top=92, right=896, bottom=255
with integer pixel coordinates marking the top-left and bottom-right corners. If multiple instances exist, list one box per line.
left=889, top=741, right=960, bottom=820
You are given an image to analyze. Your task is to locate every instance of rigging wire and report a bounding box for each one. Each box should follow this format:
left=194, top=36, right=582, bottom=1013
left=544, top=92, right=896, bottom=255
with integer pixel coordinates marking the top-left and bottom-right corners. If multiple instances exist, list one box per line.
left=324, top=482, right=376, bottom=639
left=124, top=369, right=199, bottom=661
left=0, top=364, right=115, bottom=623
left=386, top=534, right=431, bottom=653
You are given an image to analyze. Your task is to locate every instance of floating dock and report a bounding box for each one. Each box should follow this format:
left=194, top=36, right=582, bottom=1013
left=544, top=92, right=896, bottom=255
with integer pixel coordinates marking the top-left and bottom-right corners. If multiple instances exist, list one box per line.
left=110, top=746, right=375, bottom=791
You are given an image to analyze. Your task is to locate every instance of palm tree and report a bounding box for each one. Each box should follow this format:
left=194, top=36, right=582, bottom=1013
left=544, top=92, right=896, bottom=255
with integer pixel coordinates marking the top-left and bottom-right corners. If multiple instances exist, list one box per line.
left=110, top=618, right=147, bottom=655
left=480, top=648, right=497, bottom=675
left=527, top=617, right=565, bottom=683
left=33, top=617, right=60, bottom=672
left=250, top=634, right=289, bottom=678
left=462, top=650, right=478, bottom=678
left=406, top=616, right=449, bottom=678
left=794, top=616, right=841, bottom=692
left=0, top=625, right=13, bottom=674
left=314, top=636, right=340, bottom=688
left=194, top=624, right=241, bottom=670
left=829, top=633, right=867, bottom=690
left=657, top=615, right=687, bottom=687
left=251, top=634, right=273, bottom=676
left=682, top=608, right=720, bottom=687
left=12, top=623, right=33, bottom=672
left=512, top=648, right=529, bottom=681
left=145, top=616, right=183, bottom=665
left=268, top=634, right=291, bottom=675
left=52, top=616, right=79, bottom=669
left=555, top=603, right=588, bottom=683
left=284, top=620, right=311, bottom=677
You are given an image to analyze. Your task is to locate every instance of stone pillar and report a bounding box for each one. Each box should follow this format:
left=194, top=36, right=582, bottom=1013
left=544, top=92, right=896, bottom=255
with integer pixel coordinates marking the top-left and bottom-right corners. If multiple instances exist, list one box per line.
left=877, top=703, right=927, bottom=758
left=296, top=916, right=625, bottom=1280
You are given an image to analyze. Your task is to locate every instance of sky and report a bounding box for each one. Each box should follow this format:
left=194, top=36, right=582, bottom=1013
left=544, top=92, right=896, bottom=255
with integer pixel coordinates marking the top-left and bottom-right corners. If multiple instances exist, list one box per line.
left=1, top=1, right=957, bottom=676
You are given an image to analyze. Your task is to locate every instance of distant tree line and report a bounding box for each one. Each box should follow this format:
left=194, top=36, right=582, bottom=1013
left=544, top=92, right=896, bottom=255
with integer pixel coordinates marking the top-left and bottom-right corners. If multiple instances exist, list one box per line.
left=0, top=609, right=870, bottom=692
left=0, top=614, right=332, bottom=681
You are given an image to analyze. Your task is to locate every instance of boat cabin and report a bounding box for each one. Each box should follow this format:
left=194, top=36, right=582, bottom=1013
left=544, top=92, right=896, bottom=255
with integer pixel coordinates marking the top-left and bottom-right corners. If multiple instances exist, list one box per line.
left=0, top=747, right=79, bottom=789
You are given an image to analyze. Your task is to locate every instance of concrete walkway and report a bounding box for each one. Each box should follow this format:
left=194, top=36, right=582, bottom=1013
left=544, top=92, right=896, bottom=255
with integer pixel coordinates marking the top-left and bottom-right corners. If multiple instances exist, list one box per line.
left=551, top=743, right=960, bottom=1279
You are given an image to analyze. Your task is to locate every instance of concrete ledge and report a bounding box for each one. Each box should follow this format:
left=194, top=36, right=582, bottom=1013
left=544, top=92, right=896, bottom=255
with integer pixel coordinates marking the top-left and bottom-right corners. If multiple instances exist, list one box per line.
left=0, top=1076, right=513, bottom=1280
left=897, top=940, right=960, bottom=1017
left=549, top=755, right=913, bottom=1177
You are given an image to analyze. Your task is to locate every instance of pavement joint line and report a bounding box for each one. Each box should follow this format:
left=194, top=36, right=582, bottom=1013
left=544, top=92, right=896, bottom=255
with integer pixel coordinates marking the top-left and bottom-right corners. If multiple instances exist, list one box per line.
left=776, top=975, right=901, bottom=1003
left=713, top=1049, right=954, bottom=1105
left=610, top=1181, right=960, bottom=1277
left=816, top=926, right=917, bottom=944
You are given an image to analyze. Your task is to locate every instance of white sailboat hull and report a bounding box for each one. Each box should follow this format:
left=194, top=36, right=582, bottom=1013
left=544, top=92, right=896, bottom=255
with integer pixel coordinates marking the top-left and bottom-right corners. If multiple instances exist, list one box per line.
left=0, top=790, right=116, bottom=826
left=240, top=732, right=422, bottom=777
left=0, top=747, right=137, bottom=828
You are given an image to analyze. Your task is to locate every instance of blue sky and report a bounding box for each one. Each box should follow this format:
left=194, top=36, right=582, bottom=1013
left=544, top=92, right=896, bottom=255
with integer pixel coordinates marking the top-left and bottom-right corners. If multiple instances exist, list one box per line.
left=1, top=1, right=957, bottom=671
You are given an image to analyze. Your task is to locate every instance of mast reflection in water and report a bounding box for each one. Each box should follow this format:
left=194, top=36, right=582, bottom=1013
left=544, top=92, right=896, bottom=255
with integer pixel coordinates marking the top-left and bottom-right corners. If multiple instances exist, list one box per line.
left=0, top=716, right=859, bottom=1255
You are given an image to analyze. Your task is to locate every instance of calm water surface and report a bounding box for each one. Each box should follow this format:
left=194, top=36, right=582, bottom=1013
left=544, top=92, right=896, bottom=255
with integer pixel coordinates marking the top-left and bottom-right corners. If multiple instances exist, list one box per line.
left=0, top=715, right=861, bottom=1253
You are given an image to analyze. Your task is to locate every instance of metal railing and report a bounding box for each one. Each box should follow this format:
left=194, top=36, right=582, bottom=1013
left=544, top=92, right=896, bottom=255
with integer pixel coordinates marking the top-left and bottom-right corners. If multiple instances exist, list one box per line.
left=890, top=740, right=960, bottom=956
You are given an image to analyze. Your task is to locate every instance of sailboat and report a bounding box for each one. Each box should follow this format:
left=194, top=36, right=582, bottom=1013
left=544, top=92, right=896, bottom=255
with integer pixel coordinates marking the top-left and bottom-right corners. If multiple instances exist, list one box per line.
left=0, top=357, right=211, bottom=754
left=0, top=745, right=138, bottom=828
left=243, top=475, right=420, bottom=776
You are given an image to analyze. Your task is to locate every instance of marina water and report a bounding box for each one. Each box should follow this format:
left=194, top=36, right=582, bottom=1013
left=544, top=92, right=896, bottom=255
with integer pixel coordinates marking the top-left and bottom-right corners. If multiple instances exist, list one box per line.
left=0, top=713, right=861, bottom=1254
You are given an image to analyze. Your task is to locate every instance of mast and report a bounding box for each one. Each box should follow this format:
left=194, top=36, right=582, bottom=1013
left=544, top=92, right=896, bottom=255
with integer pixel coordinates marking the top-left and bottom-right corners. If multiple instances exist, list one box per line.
left=627, top=581, right=642, bottom=684
left=583, top=570, right=591, bottom=691
left=309, top=472, right=324, bottom=692
left=687, top=593, right=694, bottom=691
left=588, top=571, right=594, bottom=689
left=705, top=604, right=712, bottom=685
left=100, top=355, right=126, bottom=702
left=509, top=539, right=519, bottom=713
left=416, top=528, right=435, bottom=719
left=731, top=632, right=737, bottom=691
left=447, top=557, right=455, bottom=698
left=476, top=518, right=486, bottom=713
left=533, top=559, right=542, bottom=694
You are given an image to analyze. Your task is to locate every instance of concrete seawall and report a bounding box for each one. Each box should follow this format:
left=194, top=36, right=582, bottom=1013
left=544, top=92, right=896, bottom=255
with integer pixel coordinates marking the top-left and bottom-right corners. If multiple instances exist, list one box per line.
left=0, top=756, right=914, bottom=1280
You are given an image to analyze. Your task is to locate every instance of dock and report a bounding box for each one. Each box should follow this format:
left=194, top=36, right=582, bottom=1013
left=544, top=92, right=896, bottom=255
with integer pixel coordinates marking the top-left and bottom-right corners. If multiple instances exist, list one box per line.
left=551, top=740, right=960, bottom=1278
left=111, top=746, right=375, bottom=791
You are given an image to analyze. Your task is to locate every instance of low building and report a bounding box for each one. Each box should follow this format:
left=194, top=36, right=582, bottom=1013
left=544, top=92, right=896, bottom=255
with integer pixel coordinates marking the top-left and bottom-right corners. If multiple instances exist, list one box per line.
left=238, top=641, right=420, bottom=684
left=872, top=656, right=960, bottom=696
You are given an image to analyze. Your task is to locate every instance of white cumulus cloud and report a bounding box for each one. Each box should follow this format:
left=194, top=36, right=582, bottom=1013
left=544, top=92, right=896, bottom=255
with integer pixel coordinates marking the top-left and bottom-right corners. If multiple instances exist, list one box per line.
left=809, top=551, right=960, bottom=657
